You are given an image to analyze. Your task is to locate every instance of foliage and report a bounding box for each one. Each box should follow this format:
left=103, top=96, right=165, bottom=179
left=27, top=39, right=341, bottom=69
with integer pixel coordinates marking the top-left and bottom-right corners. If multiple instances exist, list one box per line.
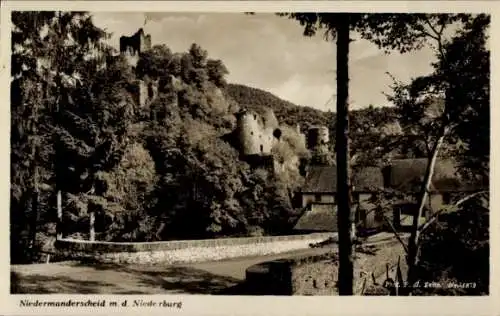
left=384, top=13, right=489, bottom=294
left=415, top=198, right=489, bottom=295
left=387, top=14, right=489, bottom=175
left=11, top=11, right=489, bottom=280
left=135, top=44, right=173, bottom=80
left=226, top=83, right=331, bottom=131
left=226, top=83, right=403, bottom=167
left=133, top=42, right=308, bottom=240
left=279, top=12, right=490, bottom=296
left=441, top=15, right=490, bottom=180
left=93, top=142, right=157, bottom=241
left=11, top=11, right=110, bottom=262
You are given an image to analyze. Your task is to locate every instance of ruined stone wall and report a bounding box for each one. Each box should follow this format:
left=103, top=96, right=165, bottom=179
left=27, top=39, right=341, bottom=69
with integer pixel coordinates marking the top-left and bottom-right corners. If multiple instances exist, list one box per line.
left=141, top=34, right=152, bottom=53
left=128, top=78, right=159, bottom=108
left=307, top=126, right=329, bottom=150
left=120, top=28, right=151, bottom=56
left=117, top=29, right=158, bottom=107
left=124, top=54, right=139, bottom=68
left=297, top=125, right=307, bottom=151
left=120, top=28, right=152, bottom=68
left=237, top=110, right=281, bottom=156
left=245, top=238, right=408, bottom=295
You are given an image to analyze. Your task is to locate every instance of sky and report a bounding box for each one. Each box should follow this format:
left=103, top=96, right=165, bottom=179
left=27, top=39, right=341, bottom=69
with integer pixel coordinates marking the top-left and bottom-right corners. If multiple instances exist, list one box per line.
left=91, top=12, right=437, bottom=111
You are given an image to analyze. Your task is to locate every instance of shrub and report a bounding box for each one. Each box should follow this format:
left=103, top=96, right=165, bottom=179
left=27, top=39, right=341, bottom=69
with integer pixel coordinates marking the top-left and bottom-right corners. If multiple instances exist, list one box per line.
left=415, top=198, right=489, bottom=295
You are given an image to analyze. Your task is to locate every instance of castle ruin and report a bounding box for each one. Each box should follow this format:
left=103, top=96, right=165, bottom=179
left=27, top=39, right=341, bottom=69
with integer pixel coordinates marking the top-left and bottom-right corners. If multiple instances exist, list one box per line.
left=119, top=28, right=152, bottom=67
left=119, top=28, right=157, bottom=108
left=129, top=78, right=159, bottom=108
left=236, top=109, right=282, bottom=156
left=306, top=126, right=329, bottom=151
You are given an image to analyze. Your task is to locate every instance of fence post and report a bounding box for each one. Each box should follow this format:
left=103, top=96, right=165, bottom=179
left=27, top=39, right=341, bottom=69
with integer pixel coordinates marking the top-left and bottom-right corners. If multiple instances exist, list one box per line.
left=56, top=190, right=63, bottom=240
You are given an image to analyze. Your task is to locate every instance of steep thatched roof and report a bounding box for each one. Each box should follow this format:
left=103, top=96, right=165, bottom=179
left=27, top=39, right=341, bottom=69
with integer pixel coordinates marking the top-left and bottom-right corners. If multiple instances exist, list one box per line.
left=301, top=166, right=384, bottom=193
left=293, top=204, right=337, bottom=232
left=301, top=166, right=337, bottom=193
left=301, top=159, right=485, bottom=194
left=352, top=166, right=385, bottom=192
left=385, top=158, right=482, bottom=193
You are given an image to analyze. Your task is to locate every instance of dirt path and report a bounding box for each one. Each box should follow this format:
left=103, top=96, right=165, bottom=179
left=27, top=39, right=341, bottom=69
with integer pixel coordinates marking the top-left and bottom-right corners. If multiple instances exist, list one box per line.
left=11, top=247, right=332, bottom=295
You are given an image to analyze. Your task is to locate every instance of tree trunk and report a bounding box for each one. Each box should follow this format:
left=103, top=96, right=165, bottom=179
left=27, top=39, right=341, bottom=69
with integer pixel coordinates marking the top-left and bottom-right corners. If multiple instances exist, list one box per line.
left=335, top=14, right=354, bottom=296
left=89, top=210, right=95, bottom=241
left=30, top=101, right=40, bottom=262
left=56, top=190, right=63, bottom=240
left=29, top=190, right=39, bottom=261
left=406, top=130, right=446, bottom=293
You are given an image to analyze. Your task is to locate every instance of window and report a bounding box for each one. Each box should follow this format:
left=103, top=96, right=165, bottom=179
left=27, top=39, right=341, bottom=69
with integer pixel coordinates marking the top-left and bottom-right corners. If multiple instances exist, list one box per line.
left=443, top=192, right=451, bottom=205
left=148, top=83, right=154, bottom=98
left=382, top=166, right=391, bottom=187
left=421, top=207, right=427, bottom=218
left=260, top=145, right=263, bottom=152
left=352, top=192, right=359, bottom=202
left=315, top=194, right=322, bottom=202
left=374, top=208, right=384, bottom=222
left=401, top=203, right=426, bottom=217
left=356, top=209, right=367, bottom=225
left=273, top=128, right=282, bottom=140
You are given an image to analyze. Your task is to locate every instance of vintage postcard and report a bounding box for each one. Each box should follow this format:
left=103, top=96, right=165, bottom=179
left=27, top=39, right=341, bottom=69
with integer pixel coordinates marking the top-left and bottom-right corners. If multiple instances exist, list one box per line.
left=1, top=1, right=498, bottom=315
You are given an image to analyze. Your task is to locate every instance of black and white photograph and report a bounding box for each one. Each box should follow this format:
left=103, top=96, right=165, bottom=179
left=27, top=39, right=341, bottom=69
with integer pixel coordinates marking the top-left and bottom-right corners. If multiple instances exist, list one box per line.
left=6, top=2, right=492, bottom=308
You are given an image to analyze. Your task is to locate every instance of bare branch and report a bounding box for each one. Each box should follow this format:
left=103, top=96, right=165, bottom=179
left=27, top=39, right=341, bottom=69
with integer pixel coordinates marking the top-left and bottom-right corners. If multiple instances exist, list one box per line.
left=361, top=276, right=368, bottom=295
left=418, top=190, right=488, bottom=234
left=371, top=272, right=377, bottom=285
left=424, top=18, right=441, bottom=39
left=382, top=215, right=409, bottom=254
left=455, top=190, right=488, bottom=206
left=422, top=130, right=432, bottom=156
left=437, top=22, right=446, bottom=37
left=415, top=29, right=439, bottom=41
left=423, top=16, right=447, bottom=61
left=353, top=206, right=378, bottom=227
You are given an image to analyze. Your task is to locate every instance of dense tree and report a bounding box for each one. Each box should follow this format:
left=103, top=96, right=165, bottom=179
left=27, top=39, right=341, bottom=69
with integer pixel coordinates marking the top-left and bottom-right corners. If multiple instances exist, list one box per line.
left=14, top=11, right=489, bottom=276
left=226, top=83, right=406, bottom=166
left=11, top=11, right=109, bottom=261
left=387, top=14, right=490, bottom=290
left=226, top=83, right=331, bottom=130
left=11, top=12, right=161, bottom=249
left=416, top=197, right=488, bottom=295
left=53, top=53, right=137, bottom=241
left=135, top=44, right=173, bottom=80
left=135, top=43, right=308, bottom=240
left=278, top=12, right=481, bottom=295
left=278, top=13, right=423, bottom=295
left=207, top=59, right=229, bottom=88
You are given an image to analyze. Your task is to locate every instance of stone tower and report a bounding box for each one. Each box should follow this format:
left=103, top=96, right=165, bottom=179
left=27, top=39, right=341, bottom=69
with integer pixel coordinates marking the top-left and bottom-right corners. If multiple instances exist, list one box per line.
left=119, top=28, right=152, bottom=67
left=236, top=110, right=281, bottom=156
left=307, top=126, right=329, bottom=150
left=119, top=28, right=157, bottom=108
left=130, top=79, right=158, bottom=108
left=296, top=124, right=307, bottom=150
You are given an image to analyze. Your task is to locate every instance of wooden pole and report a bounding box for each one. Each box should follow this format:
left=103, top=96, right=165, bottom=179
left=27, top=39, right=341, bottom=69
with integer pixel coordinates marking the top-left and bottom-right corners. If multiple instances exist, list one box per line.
left=336, top=14, right=354, bottom=296
left=89, top=211, right=95, bottom=241
left=56, top=190, right=63, bottom=240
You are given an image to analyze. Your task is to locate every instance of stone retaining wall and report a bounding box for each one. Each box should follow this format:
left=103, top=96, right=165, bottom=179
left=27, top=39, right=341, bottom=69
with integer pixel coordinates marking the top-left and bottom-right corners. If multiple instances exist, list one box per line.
left=245, top=238, right=408, bottom=295
left=54, top=233, right=336, bottom=264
